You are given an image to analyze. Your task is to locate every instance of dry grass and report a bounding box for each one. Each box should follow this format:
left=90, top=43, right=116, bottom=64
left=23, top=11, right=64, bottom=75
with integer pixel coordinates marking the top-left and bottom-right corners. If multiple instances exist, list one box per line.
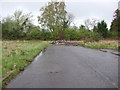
left=77, top=40, right=118, bottom=50
left=94, top=40, right=118, bottom=46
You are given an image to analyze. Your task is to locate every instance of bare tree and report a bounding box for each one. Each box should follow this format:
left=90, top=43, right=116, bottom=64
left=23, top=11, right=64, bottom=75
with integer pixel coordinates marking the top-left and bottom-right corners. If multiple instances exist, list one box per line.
left=84, top=18, right=99, bottom=30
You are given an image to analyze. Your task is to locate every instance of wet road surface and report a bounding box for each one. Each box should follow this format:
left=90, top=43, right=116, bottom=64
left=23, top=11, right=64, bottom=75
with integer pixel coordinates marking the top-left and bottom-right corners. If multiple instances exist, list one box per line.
left=6, top=46, right=118, bottom=88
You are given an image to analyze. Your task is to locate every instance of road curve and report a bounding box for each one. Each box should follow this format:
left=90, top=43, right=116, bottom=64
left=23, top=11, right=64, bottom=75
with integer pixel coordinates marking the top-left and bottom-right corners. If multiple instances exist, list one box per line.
left=6, top=46, right=118, bottom=88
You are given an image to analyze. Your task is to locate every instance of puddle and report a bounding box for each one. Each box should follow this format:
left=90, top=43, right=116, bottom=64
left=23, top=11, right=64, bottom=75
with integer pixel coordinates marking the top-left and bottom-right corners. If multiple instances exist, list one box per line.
left=34, top=52, right=43, bottom=61
left=100, top=49, right=120, bottom=56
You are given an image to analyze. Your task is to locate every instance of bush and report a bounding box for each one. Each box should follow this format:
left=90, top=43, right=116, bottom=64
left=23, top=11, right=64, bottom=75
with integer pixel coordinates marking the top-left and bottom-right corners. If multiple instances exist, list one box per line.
left=107, top=30, right=119, bottom=39
left=65, top=28, right=79, bottom=40
left=64, top=28, right=102, bottom=41
left=27, top=29, right=41, bottom=39
left=92, top=33, right=102, bottom=41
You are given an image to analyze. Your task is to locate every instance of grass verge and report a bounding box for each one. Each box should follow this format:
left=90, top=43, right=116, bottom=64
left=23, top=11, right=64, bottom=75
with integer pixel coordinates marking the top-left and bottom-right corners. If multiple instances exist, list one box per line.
left=77, top=40, right=118, bottom=50
left=2, top=40, right=50, bottom=87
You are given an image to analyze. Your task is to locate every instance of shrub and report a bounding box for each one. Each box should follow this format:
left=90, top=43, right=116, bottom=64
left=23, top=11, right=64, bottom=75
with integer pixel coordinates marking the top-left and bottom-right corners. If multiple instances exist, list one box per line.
left=27, top=29, right=41, bottom=39
left=109, top=30, right=118, bottom=38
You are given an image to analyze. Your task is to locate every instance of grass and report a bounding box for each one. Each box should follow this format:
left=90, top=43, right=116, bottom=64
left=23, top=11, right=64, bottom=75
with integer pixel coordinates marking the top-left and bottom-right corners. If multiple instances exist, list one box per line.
left=2, top=40, right=50, bottom=87
left=1, top=39, right=118, bottom=88
left=77, top=40, right=118, bottom=50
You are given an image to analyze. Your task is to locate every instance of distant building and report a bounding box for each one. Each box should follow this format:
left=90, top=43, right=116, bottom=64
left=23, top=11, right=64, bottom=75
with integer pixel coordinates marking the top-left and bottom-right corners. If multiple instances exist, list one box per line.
left=118, top=1, right=120, bottom=10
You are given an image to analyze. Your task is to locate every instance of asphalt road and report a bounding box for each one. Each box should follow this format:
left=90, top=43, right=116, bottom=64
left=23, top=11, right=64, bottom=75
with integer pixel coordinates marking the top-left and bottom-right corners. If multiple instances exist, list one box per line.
left=6, top=46, right=118, bottom=88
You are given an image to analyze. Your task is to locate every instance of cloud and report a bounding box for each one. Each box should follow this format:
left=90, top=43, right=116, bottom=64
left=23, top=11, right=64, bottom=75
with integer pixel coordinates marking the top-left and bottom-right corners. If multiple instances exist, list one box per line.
left=1, top=1, right=118, bottom=29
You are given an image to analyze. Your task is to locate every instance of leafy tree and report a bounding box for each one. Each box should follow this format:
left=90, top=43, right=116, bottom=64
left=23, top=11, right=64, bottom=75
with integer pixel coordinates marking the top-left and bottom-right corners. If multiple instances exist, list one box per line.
left=2, top=16, right=20, bottom=39
left=2, top=10, right=33, bottom=39
left=38, top=1, right=73, bottom=40
left=110, top=9, right=119, bottom=31
left=96, top=20, right=108, bottom=38
left=13, top=10, right=33, bottom=34
left=110, top=9, right=120, bottom=37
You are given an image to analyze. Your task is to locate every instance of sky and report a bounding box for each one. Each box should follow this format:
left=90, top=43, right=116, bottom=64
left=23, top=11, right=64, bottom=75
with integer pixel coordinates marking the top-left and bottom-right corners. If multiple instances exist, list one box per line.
left=0, top=0, right=119, bottom=29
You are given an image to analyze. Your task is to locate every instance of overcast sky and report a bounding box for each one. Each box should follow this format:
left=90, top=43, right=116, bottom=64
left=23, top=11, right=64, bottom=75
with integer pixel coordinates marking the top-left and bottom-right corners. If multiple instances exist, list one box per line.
left=0, top=0, right=119, bottom=29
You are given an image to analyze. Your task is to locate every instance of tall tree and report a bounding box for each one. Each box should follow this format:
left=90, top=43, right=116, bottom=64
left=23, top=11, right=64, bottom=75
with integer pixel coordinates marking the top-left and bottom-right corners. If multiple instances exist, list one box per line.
left=96, top=20, right=108, bottom=38
left=110, top=9, right=120, bottom=32
left=38, top=1, right=73, bottom=39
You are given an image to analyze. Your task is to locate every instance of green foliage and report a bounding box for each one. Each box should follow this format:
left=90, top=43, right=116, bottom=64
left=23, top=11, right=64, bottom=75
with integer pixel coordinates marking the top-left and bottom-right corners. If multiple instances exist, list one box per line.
left=77, top=41, right=118, bottom=50
left=96, top=20, right=108, bottom=38
left=110, top=9, right=120, bottom=38
left=92, top=32, right=102, bottom=41
left=64, top=27, right=102, bottom=41
left=108, top=30, right=119, bottom=39
left=79, top=25, right=86, bottom=30
left=27, top=27, right=41, bottom=40
left=65, top=28, right=79, bottom=40
left=2, top=10, right=33, bottom=40
left=2, top=2, right=118, bottom=40
left=2, top=41, right=50, bottom=86
left=2, top=17, right=22, bottom=39
left=110, top=9, right=120, bottom=32
left=38, top=1, right=73, bottom=40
